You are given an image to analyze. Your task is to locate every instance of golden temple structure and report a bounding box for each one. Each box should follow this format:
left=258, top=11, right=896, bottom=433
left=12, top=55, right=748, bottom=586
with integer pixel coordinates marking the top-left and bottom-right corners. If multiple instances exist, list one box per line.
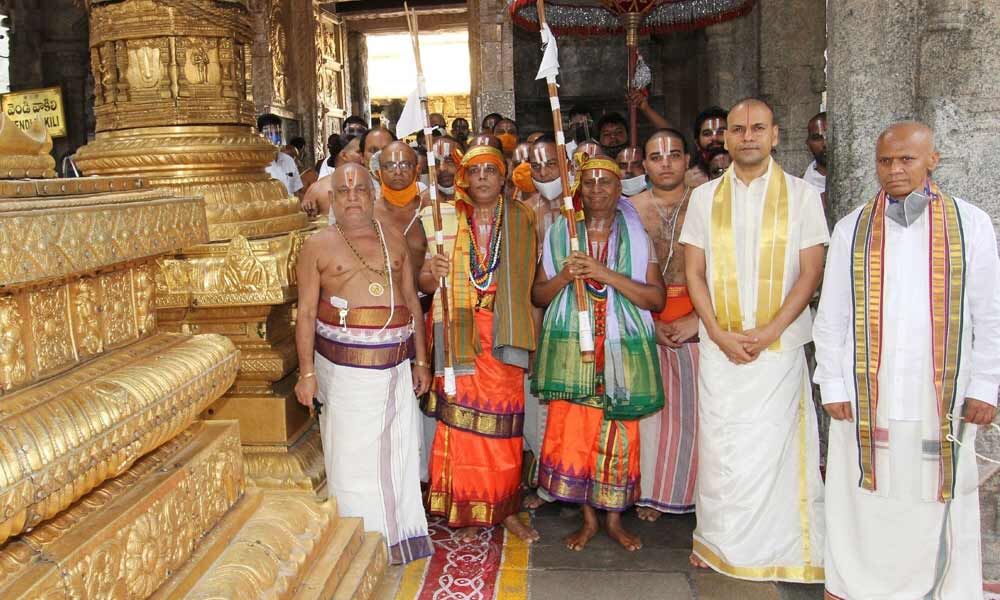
left=0, top=1, right=387, bottom=597
left=0, top=110, right=384, bottom=600
left=74, top=0, right=325, bottom=493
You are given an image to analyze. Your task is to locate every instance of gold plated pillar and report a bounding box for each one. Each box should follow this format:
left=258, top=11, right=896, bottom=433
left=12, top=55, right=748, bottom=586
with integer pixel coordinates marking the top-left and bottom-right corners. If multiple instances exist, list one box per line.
left=75, top=0, right=323, bottom=491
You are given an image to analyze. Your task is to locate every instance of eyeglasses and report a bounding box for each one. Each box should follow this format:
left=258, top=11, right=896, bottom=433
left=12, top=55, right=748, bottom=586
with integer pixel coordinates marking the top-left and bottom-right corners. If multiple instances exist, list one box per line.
left=383, top=161, right=415, bottom=172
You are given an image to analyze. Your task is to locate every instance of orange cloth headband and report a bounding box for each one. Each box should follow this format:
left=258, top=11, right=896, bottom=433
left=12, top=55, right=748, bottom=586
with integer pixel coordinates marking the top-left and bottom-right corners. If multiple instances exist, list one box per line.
left=454, top=145, right=507, bottom=204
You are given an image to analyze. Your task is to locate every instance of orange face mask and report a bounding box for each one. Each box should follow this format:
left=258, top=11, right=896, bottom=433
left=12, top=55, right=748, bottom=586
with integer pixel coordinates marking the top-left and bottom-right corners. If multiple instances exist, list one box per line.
left=380, top=180, right=419, bottom=208
left=511, top=162, right=536, bottom=194
left=496, top=133, right=518, bottom=154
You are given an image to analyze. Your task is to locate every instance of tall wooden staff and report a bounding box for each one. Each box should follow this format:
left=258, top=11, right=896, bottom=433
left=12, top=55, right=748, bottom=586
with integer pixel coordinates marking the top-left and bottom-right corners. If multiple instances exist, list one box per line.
left=405, top=4, right=457, bottom=397
left=535, top=0, right=595, bottom=362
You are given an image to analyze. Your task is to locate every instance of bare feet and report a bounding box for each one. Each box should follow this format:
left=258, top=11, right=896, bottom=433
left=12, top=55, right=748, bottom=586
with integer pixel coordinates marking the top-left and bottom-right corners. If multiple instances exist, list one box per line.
left=605, top=511, right=642, bottom=551
left=689, top=552, right=710, bottom=568
left=523, top=492, right=547, bottom=510
left=636, top=506, right=663, bottom=522
left=454, top=526, right=480, bottom=544
left=564, top=505, right=600, bottom=551
left=503, top=514, right=540, bottom=543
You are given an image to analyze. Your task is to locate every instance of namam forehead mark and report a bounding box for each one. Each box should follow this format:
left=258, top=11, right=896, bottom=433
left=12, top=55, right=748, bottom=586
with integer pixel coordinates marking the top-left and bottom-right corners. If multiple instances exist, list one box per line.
left=619, top=147, right=642, bottom=162
left=647, top=134, right=684, bottom=156
left=433, top=139, right=454, bottom=158
left=532, top=144, right=554, bottom=163
left=336, top=162, right=370, bottom=191
left=702, top=117, right=725, bottom=132
left=583, top=168, right=611, bottom=183
left=729, top=99, right=774, bottom=128
left=384, top=141, right=416, bottom=163
left=809, top=116, right=828, bottom=135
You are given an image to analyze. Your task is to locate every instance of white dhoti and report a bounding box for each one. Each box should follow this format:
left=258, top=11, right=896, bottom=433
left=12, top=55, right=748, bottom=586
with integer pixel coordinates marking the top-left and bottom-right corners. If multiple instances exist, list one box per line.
left=314, top=315, right=433, bottom=565
left=693, top=347, right=825, bottom=583
left=824, top=420, right=983, bottom=599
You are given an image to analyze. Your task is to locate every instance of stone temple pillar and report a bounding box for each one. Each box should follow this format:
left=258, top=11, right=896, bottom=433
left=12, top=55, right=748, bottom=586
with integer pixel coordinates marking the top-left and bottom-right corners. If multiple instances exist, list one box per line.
left=827, top=0, right=1000, bottom=579
left=468, top=0, right=515, bottom=126
left=74, top=0, right=326, bottom=493
left=758, top=0, right=825, bottom=177
left=703, top=6, right=759, bottom=112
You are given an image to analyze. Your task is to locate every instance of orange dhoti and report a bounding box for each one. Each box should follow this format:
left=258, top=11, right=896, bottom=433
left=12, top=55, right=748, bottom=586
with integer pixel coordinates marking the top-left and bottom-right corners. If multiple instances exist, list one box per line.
left=426, top=309, right=524, bottom=527
left=537, top=303, right=641, bottom=511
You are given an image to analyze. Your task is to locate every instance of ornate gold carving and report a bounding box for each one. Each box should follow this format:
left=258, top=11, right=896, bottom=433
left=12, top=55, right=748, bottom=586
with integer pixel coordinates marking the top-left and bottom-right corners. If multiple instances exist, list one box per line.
left=133, top=263, right=157, bottom=335
left=126, top=44, right=162, bottom=91
left=0, top=421, right=244, bottom=599
left=0, top=186, right=206, bottom=291
left=270, top=13, right=288, bottom=107
left=155, top=228, right=311, bottom=308
left=102, top=269, right=138, bottom=347
left=175, top=491, right=344, bottom=598
left=88, top=0, right=256, bottom=132
left=0, top=296, right=28, bottom=391
left=72, top=277, right=104, bottom=357
left=28, top=285, right=74, bottom=374
left=243, top=424, right=326, bottom=491
left=0, top=333, right=238, bottom=544
left=0, top=113, right=56, bottom=178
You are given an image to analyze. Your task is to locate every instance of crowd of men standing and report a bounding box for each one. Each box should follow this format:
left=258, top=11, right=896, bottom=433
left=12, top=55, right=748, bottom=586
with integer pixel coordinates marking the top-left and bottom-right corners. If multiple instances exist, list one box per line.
left=276, top=92, right=999, bottom=599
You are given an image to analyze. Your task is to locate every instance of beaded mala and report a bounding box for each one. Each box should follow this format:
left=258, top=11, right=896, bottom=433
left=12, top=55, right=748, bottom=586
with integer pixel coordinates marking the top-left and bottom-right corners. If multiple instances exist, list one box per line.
left=467, top=196, right=505, bottom=292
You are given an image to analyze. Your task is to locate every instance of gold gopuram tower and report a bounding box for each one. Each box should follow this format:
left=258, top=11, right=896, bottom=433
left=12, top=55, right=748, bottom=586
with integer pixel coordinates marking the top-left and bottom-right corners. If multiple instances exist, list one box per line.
left=0, top=100, right=384, bottom=599
left=74, top=0, right=325, bottom=492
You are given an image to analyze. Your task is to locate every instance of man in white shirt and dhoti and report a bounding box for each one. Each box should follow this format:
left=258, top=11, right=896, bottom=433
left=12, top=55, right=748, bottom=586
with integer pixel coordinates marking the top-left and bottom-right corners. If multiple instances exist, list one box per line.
left=814, top=121, right=1000, bottom=599
left=680, top=98, right=828, bottom=582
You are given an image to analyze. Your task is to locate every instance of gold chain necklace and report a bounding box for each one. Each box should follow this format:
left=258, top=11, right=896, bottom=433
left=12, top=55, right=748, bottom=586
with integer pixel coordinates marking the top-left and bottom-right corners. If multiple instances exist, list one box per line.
left=335, top=220, right=390, bottom=296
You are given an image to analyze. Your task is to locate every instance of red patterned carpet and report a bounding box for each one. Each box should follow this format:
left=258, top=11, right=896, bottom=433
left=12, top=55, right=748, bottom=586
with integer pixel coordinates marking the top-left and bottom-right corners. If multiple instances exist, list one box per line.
left=396, top=514, right=530, bottom=600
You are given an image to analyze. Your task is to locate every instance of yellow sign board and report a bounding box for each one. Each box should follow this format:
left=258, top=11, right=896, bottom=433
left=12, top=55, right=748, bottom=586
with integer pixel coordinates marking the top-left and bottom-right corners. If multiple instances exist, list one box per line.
left=1, top=86, right=67, bottom=138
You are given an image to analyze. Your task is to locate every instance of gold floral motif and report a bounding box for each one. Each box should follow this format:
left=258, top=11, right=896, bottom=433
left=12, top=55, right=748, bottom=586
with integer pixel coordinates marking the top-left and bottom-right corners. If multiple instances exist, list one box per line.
left=0, top=296, right=27, bottom=391
left=0, top=423, right=245, bottom=598
left=29, top=285, right=74, bottom=374
left=0, top=187, right=206, bottom=290
left=101, top=270, right=138, bottom=348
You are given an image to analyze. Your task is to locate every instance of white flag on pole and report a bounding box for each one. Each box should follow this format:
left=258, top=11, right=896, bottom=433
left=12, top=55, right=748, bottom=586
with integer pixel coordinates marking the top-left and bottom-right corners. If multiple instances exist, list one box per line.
left=395, top=86, right=424, bottom=138
left=535, top=23, right=560, bottom=80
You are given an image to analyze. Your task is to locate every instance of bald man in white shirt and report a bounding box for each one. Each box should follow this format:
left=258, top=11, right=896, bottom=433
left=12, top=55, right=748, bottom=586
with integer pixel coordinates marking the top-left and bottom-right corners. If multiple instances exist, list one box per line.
left=814, top=121, right=1000, bottom=600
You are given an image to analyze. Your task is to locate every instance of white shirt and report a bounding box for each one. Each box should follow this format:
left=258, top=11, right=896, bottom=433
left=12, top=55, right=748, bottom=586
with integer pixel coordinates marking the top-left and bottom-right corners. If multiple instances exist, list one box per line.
left=802, top=160, right=826, bottom=193
left=679, top=159, right=830, bottom=352
left=265, top=152, right=303, bottom=196
left=318, top=159, right=335, bottom=179
left=813, top=196, right=1000, bottom=416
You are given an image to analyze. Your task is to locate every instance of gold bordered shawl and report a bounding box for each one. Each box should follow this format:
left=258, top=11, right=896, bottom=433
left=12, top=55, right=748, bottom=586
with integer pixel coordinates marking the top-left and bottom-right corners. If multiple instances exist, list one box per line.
left=850, top=183, right=966, bottom=500
left=710, top=161, right=789, bottom=350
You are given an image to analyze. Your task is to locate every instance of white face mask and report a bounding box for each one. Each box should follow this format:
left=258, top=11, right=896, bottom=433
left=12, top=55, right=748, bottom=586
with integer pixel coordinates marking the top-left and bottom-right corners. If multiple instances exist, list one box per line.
left=437, top=183, right=455, bottom=196
left=533, top=177, right=563, bottom=201
left=621, top=174, right=646, bottom=197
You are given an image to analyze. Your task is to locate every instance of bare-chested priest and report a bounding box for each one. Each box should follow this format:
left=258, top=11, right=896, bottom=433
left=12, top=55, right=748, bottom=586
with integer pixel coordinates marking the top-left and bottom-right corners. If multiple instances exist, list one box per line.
left=294, top=162, right=433, bottom=565
left=630, top=129, right=700, bottom=521
left=376, top=141, right=429, bottom=286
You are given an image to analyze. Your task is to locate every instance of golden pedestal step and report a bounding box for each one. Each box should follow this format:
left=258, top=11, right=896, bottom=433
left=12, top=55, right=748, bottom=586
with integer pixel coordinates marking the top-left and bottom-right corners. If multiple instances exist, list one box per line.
left=0, top=421, right=386, bottom=599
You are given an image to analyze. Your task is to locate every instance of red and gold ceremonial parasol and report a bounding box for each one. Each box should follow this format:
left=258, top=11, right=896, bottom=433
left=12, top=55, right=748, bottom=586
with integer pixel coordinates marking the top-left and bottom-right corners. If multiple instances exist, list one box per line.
left=509, top=0, right=755, bottom=142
